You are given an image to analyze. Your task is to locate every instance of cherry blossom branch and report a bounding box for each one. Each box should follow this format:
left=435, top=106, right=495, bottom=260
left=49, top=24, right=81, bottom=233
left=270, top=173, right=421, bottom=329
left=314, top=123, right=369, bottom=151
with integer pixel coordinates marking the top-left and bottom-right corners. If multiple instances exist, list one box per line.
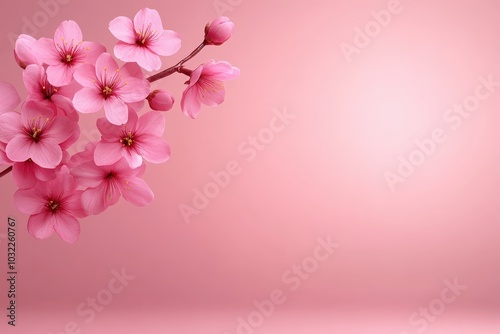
left=0, top=166, right=12, bottom=178
left=147, top=42, right=206, bottom=83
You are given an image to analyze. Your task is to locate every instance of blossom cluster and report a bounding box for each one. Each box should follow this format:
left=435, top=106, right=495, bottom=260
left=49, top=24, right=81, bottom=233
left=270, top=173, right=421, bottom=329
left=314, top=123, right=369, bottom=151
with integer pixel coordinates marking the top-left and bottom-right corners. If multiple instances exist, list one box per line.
left=0, top=8, right=239, bottom=243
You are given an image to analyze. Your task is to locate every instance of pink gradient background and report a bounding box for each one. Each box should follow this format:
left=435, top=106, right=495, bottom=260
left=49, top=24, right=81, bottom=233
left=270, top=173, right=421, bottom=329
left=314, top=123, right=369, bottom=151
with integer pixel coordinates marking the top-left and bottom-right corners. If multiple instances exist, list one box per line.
left=1, top=0, right=500, bottom=333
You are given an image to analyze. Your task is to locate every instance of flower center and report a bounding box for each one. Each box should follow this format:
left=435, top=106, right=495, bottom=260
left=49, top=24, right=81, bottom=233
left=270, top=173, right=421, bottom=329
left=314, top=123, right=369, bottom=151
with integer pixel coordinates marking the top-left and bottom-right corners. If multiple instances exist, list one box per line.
left=135, top=24, right=156, bottom=47
left=120, top=132, right=134, bottom=147
left=66, top=54, right=72, bottom=63
left=25, top=116, right=50, bottom=143
left=103, top=86, right=113, bottom=96
left=47, top=200, right=60, bottom=212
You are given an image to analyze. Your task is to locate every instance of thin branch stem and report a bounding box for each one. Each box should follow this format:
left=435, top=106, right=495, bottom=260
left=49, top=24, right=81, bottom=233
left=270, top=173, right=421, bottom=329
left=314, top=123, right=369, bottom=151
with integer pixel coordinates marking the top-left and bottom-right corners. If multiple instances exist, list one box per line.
left=0, top=166, right=12, bottom=178
left=147, top=41, right=206, bottom=83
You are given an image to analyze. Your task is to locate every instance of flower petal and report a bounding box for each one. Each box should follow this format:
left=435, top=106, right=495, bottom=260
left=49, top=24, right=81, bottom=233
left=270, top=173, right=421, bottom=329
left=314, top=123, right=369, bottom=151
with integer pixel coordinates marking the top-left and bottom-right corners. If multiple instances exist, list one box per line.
left=94, top=141, right=124, bottom=166
left=148, top=30, right=181, bottom=56
left=6, top=135, right=32, bottom=163
left=134, top=8, right=163, bottom=32
left=29, top=139, right=63, bottom=169
left=181, top=86, right=202, bottom=118
left=73, top=88, right=104, bottom=114
left=53, top=212, right=80, bottom=243
left=136, top=111, right=165, bottom=136
left=137, top=136, right=170, bottom=164
left=120, top=176, right=154, bottom=207
left=118, top=77, right=150, bottom=103
left=96, top=52, right=119, bottom=74
left=46, top=63, right=74, bottom=87
left=109, top=16, right=136, bottom=44
left=27, top=211, right=55, bottom=240
left=0, top=112, right=22, bottom=143
left=104, top=96, right=128, bottom=125
left=81, top=182, right=120, bottom=215
left=0, top=82, right=21, bottom=113
left=12, top=161, right=38, bottom=189
left=73, top=63, right=98, bottom=88
left=71, top=160, right=105, bottom=188
left=13, top=188, right=46, bottom=214
left=33, top=38, right=60, bottom=65
left=54, top=20, right=83, bottom=43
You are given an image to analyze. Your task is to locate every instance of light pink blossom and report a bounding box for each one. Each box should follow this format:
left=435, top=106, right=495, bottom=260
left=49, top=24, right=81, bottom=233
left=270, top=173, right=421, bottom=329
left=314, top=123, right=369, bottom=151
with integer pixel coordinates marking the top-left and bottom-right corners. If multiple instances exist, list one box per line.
left=204, top=17, right=235, bottom=46
left=109, top=7, right=181, bottom=71
left=13, top=167, right=86, bottom=243
left=94, top=110, right=170, bottom=168
left=73, top=52, right=150, bottom=125
left=180, top=60, right=240, bottom=118
left=33, top=20, right=106, bottom=86
left=71, top=154, right=153, bottom=215
left=0, top=101, right=75, bottom=169
left=147, top=89, right=174, bottom=111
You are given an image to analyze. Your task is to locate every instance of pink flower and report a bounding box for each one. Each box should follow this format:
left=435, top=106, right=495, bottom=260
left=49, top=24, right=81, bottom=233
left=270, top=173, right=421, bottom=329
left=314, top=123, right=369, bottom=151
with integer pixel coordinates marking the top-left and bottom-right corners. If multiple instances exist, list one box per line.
left=71, top=155, right=154, bottom=215
left=14, top=34, right=39, bottom=69
left=180, top=60, right=240, bottom=118
left=0, top=101, right=75, bottom=169
left=147, top=89, right=174, bottom=111
left=0, top=82, right=21, bottom=114
left=13, top=167, right=86, bottom=243
left=23, top=64, right=79, bottom=122
left=73, top=52, right=150, bottom=125
left=33, top=20, right=106, bottom=86
left=109, top=7, right=181, bottom=71
left=94, top=110, right=170, bottom=168
left=204, top=17, right=235, bottom=46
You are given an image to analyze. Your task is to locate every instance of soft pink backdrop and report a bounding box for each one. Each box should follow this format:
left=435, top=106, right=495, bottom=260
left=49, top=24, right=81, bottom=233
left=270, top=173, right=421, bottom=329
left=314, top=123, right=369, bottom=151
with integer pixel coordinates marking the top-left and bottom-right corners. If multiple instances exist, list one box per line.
left=0, top=0, right=499, bottom=333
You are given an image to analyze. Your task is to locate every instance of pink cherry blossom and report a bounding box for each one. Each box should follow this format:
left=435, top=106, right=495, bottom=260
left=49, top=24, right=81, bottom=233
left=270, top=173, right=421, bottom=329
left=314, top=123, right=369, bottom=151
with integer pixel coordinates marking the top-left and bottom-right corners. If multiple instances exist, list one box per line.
left=33, top=20, right=106, bottom=86
left=0, top=82, right=21, bottom=114
left=71, top=154, right=153, bottom=215
left=204, top=17, right=235, bottom=46
left=109, top=7, right=181, bottom=71
left=0, top=101, right=75, bottom=169
left=23, top=64, right=79, bottom=122
left=73, top=52, right=150, bottom=125
left=13, top=167, right=86, bottom=243
left=147, top=89, right=174, bottom=111
left=94, top=110, right=170, bottom=168
left=14, top=34, right=39, bottom=69
left=180, top=60, right=240, bottom=118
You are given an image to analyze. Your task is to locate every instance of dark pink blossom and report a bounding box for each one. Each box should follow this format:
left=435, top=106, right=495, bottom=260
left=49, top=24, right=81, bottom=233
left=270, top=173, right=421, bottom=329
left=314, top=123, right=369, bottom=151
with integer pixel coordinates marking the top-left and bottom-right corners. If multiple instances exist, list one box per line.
left=94, top=110, right=170, bottom=168
left=13, top=167, right=86, bottom=243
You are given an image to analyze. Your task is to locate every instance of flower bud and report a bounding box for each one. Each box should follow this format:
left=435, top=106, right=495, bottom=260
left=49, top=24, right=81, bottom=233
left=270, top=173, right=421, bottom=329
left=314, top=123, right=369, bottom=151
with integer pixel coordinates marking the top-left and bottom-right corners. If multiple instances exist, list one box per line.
left=14, top=34, right=38, bottom=69
left=204, top=17, right=235, bottom=46
left=147, top=90, right=175, bottom=112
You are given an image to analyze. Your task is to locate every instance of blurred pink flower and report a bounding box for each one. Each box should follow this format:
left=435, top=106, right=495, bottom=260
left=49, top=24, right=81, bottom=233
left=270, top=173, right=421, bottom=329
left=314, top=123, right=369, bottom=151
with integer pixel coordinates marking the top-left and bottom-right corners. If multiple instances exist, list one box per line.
left=71, top=155, right=153, bottom=215
left=109, top=7, right=181, bottom=71
left=180, top=60, right=240, bottom=118
left=14, top=34, right=39, bottom=69
left=13, top=167, right=86, bottom=243
left=94, top=110, right=170, bottom=168
left=33, top=20, right=106, bottom=86
left=204, top=17, right=235, bottom=46
left=73, top=52, right=150, bottom=125
left=0, top=82, right=21, bottom=114
left=147, top=89, right=174, bottom=111
left=0, top=101, right=75, bottom=169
